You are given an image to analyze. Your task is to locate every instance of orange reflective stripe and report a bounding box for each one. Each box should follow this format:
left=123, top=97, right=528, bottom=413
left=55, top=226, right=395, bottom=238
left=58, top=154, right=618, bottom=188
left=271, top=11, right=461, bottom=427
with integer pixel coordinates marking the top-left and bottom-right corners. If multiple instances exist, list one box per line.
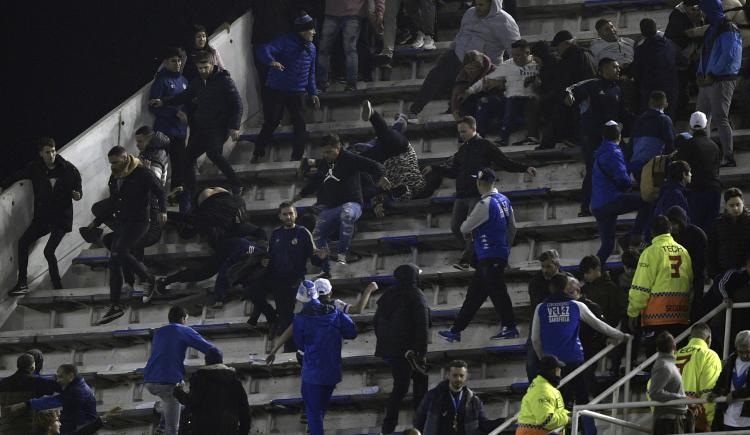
left=641, top=292, right=691, bottom=326
left=516, top=427, right=550, bottom=435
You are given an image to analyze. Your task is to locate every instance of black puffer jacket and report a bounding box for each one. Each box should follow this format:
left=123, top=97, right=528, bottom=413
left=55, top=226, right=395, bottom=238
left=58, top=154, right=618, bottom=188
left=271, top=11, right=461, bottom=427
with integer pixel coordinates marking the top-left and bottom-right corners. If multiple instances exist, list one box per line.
left=674, top=129, right=722, bottom=192
left=107, top=158, right=167, bottom=223
left=138, top=131, right=170, bottom=176
left=374, top=264, right=430, bottom=358
left=183, top=192, right=266, bottom=249
left=174, top=364, right=251, bottom=435
left=1, top=155, right=82, bottom=232
left=167, top=66, right=243, bottom=131
left=707, top=209, right=750, bottom=277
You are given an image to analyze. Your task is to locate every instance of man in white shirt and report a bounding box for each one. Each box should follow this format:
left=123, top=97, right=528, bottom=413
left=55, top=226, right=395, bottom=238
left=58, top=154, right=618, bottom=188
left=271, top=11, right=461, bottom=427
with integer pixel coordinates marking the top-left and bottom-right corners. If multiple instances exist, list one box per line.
left=590, top=19, right=635, bottom=66
left=464, top=39, right=540, bottom=146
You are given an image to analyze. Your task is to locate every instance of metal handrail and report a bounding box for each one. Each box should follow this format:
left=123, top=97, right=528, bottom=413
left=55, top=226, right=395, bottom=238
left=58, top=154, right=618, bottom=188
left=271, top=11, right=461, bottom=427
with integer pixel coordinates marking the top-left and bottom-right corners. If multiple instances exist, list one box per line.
left=578, top=410, right=650, bottom=433
left=572, top=396, right=750, bottom=434
left=488, top=337, right=633, bottom=435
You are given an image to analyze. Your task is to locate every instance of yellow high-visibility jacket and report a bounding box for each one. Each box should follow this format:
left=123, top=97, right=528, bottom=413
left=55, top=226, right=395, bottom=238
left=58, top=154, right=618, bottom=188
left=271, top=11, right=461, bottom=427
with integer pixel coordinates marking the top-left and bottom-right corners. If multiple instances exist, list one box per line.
left=516, top=375, right=569, bottom=435
left=627, top=233, right=693, bottom=327
left=676, top=337, right=722, bottom=425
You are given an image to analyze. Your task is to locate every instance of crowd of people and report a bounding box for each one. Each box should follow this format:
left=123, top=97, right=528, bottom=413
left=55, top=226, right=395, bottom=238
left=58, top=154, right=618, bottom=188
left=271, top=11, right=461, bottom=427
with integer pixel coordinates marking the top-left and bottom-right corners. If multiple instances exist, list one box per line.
left=1, top=0, right=750, bottom=434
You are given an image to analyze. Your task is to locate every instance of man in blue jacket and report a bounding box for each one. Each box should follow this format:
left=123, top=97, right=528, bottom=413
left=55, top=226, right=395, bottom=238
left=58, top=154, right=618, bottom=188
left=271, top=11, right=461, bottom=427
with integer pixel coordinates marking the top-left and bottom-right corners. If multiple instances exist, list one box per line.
left=591, top=121, right=652, bottom=265
left=440, top=168, right=519, bottom=343
left=696, top=0, right=743, bottom=167
left=628, top=91, right=676, bottom=180
left=293, top=280, right=357, bottom=435
left=253, top=12, right=321, bottom=162
left=565, top=58, right=632, bottom=217
left=13, top=364, right=98, bottom=435
left=149, top=47, right=188, bottom=198
left=143, top=306, right=219, bottom=435
left=150, top=50, right=244, bottom=212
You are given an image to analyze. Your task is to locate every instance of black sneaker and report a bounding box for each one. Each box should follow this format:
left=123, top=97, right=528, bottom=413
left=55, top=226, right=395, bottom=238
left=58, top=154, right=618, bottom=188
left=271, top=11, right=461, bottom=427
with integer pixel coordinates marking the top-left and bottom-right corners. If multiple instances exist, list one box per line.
left=97, top=306, right=124, bottom=325
left=8, top=282, right=29, bottom=297
left=141, top=277, right=162, bottom=304
left=79, top=226, right=103, bottom=244
left=722, top=157, right=737, bottom=168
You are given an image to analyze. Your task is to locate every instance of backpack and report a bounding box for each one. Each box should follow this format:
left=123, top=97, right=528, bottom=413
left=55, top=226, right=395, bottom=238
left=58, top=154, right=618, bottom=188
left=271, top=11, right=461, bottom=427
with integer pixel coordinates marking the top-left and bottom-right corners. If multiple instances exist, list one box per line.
left=640, top=154, right=672, bottom=203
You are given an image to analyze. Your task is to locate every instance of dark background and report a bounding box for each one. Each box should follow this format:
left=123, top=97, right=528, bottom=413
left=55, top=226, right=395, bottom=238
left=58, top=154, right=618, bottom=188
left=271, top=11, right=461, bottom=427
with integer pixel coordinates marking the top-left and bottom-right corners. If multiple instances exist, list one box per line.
left=3, top=0, right=247, bottom=176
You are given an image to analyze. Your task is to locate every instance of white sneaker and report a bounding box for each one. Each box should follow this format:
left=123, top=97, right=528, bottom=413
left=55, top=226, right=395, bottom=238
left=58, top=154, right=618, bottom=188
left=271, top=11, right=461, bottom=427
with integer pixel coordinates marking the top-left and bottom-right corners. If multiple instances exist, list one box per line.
left=336, top=254, right=347, bottom=265
left=410, top=31, right=425, bottom=49
left=422, top=35, right=436, bottom=50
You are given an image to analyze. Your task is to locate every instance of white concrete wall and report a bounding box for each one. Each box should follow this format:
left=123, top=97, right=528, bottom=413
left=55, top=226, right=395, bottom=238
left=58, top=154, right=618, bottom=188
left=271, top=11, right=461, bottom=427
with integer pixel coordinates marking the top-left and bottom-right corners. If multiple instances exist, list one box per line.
left=0, top=11, right=259, bottom=325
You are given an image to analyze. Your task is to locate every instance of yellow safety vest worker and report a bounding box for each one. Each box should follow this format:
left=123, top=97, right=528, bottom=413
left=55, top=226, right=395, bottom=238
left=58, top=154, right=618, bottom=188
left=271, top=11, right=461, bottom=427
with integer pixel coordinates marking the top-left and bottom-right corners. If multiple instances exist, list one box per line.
left=516, top=375, right=569, bottom=435
left=627, top=233, right=693, bottom=327
left=676, top=337, right=722, bottom=426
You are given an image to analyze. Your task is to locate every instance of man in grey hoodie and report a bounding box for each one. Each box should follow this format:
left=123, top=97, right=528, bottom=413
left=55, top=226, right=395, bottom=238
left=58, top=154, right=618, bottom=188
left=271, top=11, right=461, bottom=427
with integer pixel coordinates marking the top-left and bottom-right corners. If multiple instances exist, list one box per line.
left=409, top=0, right=520, bottom=116
left=649, top=331, right=691, bottom=434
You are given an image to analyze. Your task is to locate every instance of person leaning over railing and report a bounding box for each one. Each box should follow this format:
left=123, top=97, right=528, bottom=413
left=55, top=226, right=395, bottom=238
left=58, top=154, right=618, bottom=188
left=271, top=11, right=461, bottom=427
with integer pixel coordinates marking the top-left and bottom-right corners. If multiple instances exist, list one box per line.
left=708, top=330, right=750, bottom=430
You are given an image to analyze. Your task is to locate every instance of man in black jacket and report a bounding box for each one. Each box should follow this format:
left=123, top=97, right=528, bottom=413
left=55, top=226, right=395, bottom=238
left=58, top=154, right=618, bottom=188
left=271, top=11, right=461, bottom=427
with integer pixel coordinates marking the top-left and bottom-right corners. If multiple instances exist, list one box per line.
left=423, top=116, right=536, bottom=270
left=0, top=353, right=61, bottom=435
left=2, top=138, right=82, bottom=296
left=150, top=50, right=244, bottom=213
left=294, top=133, right=389, bottom=275
left=96, top=146, right=167, bottom=324
left=173, top=349, right=251, bottom=435
left=537, top=30, right=597, bottom=150
left=374, top=264, right=430, bottom=435
left=674, top=111, right=722, bottom=233
left=665, top=0, right=704, bottom=118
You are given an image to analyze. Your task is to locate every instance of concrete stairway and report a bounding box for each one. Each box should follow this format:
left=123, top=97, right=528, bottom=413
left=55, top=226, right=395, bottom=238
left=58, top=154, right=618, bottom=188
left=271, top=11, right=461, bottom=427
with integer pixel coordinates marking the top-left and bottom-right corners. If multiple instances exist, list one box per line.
left=2, top=1, right=746, bottom=433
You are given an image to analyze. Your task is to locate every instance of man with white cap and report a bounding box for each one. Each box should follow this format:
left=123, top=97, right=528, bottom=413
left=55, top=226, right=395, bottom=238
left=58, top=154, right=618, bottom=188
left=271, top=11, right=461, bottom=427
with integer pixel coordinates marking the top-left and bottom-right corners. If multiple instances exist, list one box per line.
left=674, top=111, right=723, bottom=233
left=292, top=279, right=357, bottom=435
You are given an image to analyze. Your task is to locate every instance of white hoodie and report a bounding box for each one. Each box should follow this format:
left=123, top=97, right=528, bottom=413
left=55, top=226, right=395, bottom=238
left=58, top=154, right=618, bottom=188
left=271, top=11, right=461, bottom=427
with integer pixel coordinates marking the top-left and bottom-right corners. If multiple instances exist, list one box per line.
left=452, top=0, right=521, bottom=62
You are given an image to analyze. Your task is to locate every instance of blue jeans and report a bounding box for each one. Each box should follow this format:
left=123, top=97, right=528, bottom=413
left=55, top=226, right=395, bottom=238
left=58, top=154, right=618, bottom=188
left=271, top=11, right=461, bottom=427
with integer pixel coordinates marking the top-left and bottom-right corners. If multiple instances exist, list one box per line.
left=317, top=15, right=362, bottom=86
left=592, top=193, right=651, bottom=265
left=302, top=382, right=336, bottom=435
left=476, top=96, right=530, bottom=142
left=688, top=189, right=721, bottom=234
left=475, top=94, right=504, bottom=138
left=146, top=383, right=182, bottom=435
left=313, top=202, right=363, bottom=271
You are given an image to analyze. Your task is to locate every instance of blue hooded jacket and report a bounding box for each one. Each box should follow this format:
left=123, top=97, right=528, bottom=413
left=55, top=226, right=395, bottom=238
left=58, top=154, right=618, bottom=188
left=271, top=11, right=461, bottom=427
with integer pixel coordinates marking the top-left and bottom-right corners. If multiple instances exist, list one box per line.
left=698, top=0, right=742, bottom=78
left=592, top=140, right=632, bottom=210
left=293, top=299, right=357, bottom=386
left=257, top=33, right=318, bottom=95
left=652, top=180, right=690, bottom=220
left=30, top=376, right=97, bottom=434
left=143, top=323, right=219, bottom=384
left=149, top=68, right=189, bottom=138
left=629, top=108, right=676, bottom=176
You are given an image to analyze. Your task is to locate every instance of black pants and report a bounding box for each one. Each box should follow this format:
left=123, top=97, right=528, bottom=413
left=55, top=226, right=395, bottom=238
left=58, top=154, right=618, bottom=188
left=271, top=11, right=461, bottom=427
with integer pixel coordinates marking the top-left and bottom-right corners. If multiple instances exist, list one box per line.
left=579, top=125, right=600, bottom=214
left=245, top=278, right=278, bottom=325
left=167, top=134, right=186, bottom=190
left=410, top=51, right=462, bottom=114
left=17, top=220, right=67, bottom=288
left=271, top=275, right=303, bottom=352
left=539, top=98, right=576, bottom=149
left=653, top=415, right=688, bottom=434
left=642, top=324, right=686, bottom=357
left=381, top=355, right=428, bottom=434
left=165, top=254, right=222, bottom=286
left=254, top=56, right=272, bottom=119
left=369, top=110, right=409, bottom=156
left=103, top=223, right=161, bottom=287
left=254, top=89, right=307, bottom=160
left=184, top=128, right=241, bottom=196
left=109, top=221, right=152, bottom=305
left=452, top=257, right=516, bottom=332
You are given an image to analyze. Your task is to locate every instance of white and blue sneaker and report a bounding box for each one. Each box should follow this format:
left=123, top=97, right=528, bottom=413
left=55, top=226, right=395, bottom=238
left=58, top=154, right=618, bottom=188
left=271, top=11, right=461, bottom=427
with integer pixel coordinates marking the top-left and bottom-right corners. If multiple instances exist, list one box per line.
left=490, top=326, right=520, bottom=340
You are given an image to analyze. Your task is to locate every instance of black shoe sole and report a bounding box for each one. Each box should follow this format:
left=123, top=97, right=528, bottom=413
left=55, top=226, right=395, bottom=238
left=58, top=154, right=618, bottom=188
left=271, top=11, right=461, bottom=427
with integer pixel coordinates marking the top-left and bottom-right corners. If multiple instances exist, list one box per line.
left=97, top=311, right=124, bottom=325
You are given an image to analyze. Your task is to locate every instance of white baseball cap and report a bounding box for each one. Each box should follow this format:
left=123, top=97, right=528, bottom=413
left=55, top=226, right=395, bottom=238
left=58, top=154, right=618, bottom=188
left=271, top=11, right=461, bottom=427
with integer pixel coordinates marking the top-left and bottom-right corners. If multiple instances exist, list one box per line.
left=314, top=278, right=333, bottom=296
left=689, top=111, right=707, bottom=129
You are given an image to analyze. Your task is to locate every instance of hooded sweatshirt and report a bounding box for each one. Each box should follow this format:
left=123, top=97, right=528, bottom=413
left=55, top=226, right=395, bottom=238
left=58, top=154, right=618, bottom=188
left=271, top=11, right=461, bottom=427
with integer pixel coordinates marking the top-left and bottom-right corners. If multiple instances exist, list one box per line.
left=293, top=299, right=357, bottom=386
left=451, top=52, right=496, bottom=113
left=591, top=140, right=632, bottom=210
left=698, top=0, right=742, bottom=79
left=149, top=68, right=188, bottom=138
left=629, top=108, right=676, bottom=176
left=452, top=0, right=520, bottom=62
left=374, top=264, right=430, bottom=358
left=257, top=32, right=318, bottom=95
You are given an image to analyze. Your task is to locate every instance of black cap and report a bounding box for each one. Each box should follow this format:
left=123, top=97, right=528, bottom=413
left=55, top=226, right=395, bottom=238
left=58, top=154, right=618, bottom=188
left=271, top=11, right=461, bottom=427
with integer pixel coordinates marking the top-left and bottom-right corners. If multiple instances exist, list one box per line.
left=539, top=355, right=566, bottom=372
left=551, top=30, right=574, bottom=47
left=472, top=167, right=497, bottom=182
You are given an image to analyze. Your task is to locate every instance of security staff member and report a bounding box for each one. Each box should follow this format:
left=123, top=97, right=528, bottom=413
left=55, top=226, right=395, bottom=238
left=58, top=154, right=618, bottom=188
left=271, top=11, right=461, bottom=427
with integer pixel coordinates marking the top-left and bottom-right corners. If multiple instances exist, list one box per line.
left=675, top=322, right=722, bottom=430
left=516, top=355, right=570, bottom=435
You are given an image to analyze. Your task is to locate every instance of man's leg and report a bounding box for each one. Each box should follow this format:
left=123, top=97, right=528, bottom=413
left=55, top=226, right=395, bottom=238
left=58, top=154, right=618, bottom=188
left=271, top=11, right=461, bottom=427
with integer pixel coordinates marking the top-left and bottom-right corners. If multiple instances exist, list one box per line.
left=253, top=89, right=287, bottom=159
left=204, top=130, right=241, bottom=190
left=369, top=110, right=410, bottom=155
left=302, top=382, right=335, bottom=435
left=411, top=368, right=428, bottom=411
left=110, top=222, right=153, bottom=290
left=410, top=51, right=462, bottom=114
left=451, top=267, right=489, bottom=333
left=337, top=202, right=363, bottom=257
left=593, top=206, right=618, bottom=266
left=313, top=206, right=341, bottom=274
left=163, top=256, right=221, bottom=287
left=381, top=0, right=404, bottom=55
left=563, top=363, right=596, bottom=435
left=167, top=135, right=187, bottom=190
left=342, top=17, right=362, bottom=87
left=500, top=96, right=525, bottom=144
left=688, top=189, right=722, bottom=234
left=15, top=221, right=49, bottom=287
left=523, top=97, right=540, bottom=140
left=272, top=277, right=301, bottom=351
left=709, top=80, right=738, bottom=162
left=450, top=197, right=479, bottom=264
left=381, top=356, right=413, bottom=434
left=182, top=131, right=209, bottom=202
left=476, top=95, right=505, bottom=139
left=43, top=228, right=67, bottom=289
left=146, top=383, right=181, bottom=435
left=483, top=258, right=516, bottom=329
left=579, top=129, right=597, bottom=215
left=316, top=16, right=341, bottom=86
left=284, top=92, right=309, bottom=161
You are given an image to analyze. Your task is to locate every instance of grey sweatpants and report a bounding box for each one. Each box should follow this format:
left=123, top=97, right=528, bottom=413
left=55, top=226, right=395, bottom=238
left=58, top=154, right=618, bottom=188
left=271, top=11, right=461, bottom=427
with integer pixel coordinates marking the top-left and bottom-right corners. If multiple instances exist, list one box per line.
left=696, top=79, right=737, bottom=160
